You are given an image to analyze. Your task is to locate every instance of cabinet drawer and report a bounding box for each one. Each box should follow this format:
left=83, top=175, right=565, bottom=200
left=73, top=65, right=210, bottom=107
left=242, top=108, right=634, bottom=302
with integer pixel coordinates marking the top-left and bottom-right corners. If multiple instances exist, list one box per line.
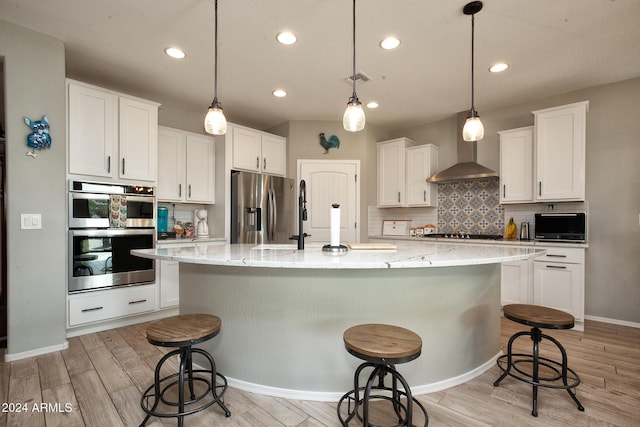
left=69, top=285, right=156, bottom=326
left=535, top=246, right=584, bottom=264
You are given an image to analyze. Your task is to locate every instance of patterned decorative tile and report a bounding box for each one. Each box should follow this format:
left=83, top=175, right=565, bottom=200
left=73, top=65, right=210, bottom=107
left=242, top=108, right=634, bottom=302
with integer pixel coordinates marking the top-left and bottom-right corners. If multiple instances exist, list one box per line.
left=437, top=178, right=504, bottom=235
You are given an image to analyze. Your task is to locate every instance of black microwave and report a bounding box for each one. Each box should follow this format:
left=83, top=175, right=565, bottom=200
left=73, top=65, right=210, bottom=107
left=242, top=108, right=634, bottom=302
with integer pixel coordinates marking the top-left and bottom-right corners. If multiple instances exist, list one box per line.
left=534, top=213, right=586, bottom=242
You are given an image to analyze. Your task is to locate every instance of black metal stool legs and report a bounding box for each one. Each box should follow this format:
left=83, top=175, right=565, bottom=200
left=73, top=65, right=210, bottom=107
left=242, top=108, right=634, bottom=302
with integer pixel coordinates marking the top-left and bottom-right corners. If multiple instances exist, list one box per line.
left=140, top=345, right=231, bottom=426
left=494, top=326, right=584, bottom=417
left=337, top=362, right=428, bottom=427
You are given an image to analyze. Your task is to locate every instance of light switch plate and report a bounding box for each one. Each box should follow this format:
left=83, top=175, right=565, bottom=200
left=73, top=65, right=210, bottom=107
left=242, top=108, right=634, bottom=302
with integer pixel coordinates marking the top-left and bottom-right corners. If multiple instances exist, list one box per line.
left=20, top=214, right=42, bottom=230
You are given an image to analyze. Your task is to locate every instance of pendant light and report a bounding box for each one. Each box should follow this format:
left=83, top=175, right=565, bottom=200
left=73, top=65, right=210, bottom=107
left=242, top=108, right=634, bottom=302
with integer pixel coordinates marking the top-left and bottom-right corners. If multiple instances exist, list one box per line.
left=462, top=1, right=484, bottom=142
left=204, top=0, right=227, bottom=135
left=343, top=0, right=365, bottom=132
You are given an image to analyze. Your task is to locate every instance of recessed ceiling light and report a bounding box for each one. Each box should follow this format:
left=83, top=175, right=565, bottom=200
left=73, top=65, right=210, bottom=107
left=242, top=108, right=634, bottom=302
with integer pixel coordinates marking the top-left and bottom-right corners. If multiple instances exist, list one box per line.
left=164, top=47, right=186, bottom=59
left=276, top=32, right=297, bottom=45
left=489, top=62, right=509, bottom=73
left=272, top=89, right=287, bottom=98
left=366, top=101, right=379, bottom=109
left=379, top=37, right=400, bottom=50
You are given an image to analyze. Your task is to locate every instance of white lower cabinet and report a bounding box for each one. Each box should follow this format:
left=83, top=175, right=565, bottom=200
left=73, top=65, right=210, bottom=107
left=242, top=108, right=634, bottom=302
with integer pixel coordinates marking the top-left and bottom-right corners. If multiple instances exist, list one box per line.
left=533, top=246, right=584, bottom=322
left=159, top=260, right=179, bottom=308
left=68, top=284, right=156, bottom=327
left=500, top=259, right=532, bottom=306
left=501, top=245, right=585, bottom=326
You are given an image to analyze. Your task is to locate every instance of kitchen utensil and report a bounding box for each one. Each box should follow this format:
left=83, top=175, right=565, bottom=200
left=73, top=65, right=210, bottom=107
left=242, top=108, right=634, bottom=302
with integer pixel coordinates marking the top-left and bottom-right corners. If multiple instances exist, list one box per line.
left=520, top=221, right=530, bottom=240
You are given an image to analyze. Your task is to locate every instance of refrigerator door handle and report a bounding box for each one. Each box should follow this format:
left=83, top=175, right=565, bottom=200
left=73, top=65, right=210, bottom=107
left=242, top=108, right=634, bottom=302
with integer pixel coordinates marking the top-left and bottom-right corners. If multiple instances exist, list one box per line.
left=267, top=188, right=276, bottom=241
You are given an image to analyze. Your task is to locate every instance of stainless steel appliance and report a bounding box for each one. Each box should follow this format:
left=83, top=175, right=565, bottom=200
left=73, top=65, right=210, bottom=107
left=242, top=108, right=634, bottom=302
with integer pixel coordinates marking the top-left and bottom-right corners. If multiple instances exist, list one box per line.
left=534, top=213, right=586, bottom=242
left=520, top=222, right=530, bottom=241
left=68, top=180, right=156, bottom=293
left=68, top=228, right=155, bottom=293
left=230, top=170, right=295, bottom=244
left=68, top=180, right=155, bottom=229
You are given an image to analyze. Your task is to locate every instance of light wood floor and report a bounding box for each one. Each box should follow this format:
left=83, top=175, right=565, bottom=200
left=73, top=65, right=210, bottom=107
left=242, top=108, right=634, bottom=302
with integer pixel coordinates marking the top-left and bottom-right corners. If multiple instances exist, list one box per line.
left=1, top=316, right=639, bottom=426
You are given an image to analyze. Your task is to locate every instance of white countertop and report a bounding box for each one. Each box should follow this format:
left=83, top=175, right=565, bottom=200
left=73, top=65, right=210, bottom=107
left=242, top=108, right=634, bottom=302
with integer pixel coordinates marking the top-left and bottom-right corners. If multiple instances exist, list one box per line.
left=369, top=235, right=589, bottom=249
left=133, top=241, right=543, bottom=269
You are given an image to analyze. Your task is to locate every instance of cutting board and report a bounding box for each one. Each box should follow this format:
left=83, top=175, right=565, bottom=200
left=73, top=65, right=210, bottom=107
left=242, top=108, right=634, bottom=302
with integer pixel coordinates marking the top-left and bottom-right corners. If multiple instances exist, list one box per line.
left=348, top=243, right=397, bottom=250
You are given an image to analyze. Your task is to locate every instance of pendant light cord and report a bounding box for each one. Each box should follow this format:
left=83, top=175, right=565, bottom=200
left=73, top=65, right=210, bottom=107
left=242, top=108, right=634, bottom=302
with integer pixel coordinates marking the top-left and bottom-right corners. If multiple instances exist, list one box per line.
left=470, top=12, right=476, bottom=115
left=214, top=0, right=219, bottom=102
left=351, top=0, right=357, bottom=99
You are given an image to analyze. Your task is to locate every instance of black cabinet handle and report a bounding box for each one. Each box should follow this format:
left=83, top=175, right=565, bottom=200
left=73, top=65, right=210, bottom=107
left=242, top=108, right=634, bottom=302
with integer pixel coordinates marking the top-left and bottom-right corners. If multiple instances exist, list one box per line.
left=256, top=156, right=260, bottom=169
left=122, top=158, right=126, bottom=175
left=546, top=265, right=567, bottom=269
left=547, top=254, right=567, bottom=258
left=107, top=156, right=111, bottom=174
left=128, top=299, right=147, bottom=305
left=178, top=183, right=182, bottom=197
left=81, top=306, right=103, bottom=313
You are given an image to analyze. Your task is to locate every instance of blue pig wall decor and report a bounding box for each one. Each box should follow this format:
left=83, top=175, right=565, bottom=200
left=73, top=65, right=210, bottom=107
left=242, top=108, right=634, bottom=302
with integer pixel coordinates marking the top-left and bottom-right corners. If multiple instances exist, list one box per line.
left=24, top=115, right=52, bottom=158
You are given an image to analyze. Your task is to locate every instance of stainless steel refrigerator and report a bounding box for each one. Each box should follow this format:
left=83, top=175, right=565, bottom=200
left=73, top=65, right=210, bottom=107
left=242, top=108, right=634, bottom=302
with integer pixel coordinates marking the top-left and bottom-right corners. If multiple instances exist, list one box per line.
left=230, top=170, right=296, bottom=244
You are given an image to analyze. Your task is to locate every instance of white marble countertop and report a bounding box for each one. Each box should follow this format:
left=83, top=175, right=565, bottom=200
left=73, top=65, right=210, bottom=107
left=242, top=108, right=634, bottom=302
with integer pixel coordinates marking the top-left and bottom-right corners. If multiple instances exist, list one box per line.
left=369, top=235, right=589, bottom=249
left=133, top=241, right=543, bottom=269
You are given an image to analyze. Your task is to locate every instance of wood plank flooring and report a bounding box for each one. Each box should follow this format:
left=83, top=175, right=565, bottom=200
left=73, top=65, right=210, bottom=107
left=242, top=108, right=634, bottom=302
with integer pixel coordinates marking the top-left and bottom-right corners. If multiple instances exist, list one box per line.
left=0, top=317, right=638, bottom=426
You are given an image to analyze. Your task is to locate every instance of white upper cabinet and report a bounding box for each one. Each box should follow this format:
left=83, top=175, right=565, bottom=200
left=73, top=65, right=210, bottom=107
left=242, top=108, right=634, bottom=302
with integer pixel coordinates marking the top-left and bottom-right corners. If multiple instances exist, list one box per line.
left=118, top=97, right=158, bottom=181
left=67, top=79, right=159, bottom=183
left=499, top=126, right=534, bottom=203
left=534, top=101, right=588, bottom=201
left=157, top=126, right=215, bottom=203
left=378, top=138, right=438, bottom=207
left=498, top=101, right=588, bottom=204
left=377, top=138, right=413, bottom=207
left=405, top=144, right=438, bottom=207
left=185, top=134, right=216, bottom=203
left=231, top=125, right=286, bottom=176
left=68, top=82, right=117, bottom=178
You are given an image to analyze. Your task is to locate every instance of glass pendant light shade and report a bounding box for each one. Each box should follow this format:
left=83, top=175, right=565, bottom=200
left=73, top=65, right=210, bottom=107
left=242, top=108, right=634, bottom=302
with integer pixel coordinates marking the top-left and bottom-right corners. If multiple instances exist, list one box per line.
left=463, top=114, right=484, bottom=141
left=204, top=99, right=227, bottom=135
left=205, top=0, right=227, bottom=135
left=343, top=0, right=365, bottom=132
left=463, top=1, right=484, bottom=142
left=343, top=97, right=365, bottom=132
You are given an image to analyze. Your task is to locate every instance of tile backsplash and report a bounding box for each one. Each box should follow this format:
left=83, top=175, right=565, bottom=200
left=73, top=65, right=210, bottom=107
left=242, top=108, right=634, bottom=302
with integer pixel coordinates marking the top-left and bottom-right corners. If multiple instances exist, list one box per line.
left=368, top=177, right=588, bottom=238
left=437, top=178, right=504, bottom=235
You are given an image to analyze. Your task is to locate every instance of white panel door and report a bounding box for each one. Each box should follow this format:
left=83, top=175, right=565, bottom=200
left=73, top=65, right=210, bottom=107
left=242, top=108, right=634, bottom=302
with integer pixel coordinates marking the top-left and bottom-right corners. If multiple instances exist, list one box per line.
left=298, top=160, right=359, bottom=244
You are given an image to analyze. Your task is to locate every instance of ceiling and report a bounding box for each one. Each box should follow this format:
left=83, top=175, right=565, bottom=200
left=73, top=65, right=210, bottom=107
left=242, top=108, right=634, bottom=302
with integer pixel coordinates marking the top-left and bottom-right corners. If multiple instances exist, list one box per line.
left=2, top=0, right=639, bottom=132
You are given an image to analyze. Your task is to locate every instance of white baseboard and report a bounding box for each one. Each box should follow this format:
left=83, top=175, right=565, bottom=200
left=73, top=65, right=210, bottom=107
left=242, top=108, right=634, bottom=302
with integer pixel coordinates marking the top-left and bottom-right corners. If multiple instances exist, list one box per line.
left=584, top=314, right=640, bottom=329
left=66, top=307, right=179, bottom=338
left=4, top=340, right=69, bottom=362
left=223, top=351, right=502, bottom=402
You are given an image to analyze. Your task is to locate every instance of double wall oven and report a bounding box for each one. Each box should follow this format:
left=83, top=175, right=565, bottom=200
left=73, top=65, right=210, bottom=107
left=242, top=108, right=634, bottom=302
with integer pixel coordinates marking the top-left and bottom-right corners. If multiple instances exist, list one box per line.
left=68, top=180, right=156, bottom=293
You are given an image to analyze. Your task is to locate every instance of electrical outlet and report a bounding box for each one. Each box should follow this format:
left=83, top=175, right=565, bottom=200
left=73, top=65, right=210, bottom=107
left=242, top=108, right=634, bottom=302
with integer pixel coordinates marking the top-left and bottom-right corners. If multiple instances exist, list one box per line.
left=20, top=214, right=42, bottom=230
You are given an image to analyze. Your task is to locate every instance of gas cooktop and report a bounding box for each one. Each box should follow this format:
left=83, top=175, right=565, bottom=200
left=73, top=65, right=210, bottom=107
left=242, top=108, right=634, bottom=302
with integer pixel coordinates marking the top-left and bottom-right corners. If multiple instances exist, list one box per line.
left=424, top=233, right=504, bottom=240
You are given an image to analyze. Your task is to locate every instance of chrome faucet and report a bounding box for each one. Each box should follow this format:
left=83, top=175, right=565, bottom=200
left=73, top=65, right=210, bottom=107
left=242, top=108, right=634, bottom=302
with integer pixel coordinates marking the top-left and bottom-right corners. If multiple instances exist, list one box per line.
left=289, top=180, right=308, bottom=250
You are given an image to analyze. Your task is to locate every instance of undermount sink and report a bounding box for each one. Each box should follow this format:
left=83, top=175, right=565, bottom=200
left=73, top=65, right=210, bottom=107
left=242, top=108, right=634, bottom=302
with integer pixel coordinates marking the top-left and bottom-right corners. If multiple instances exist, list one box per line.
left=251, top=244, right=298, bottom=250
left=251, top=243, right=323, bottom=250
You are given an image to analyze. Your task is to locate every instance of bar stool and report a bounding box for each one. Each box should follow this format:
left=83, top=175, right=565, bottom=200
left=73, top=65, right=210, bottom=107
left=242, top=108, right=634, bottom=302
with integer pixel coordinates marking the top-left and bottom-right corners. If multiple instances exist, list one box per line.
left=337, top=323, right=429, bottom=427
left=140, top=314, right=231, bottom=426
left=494, top=304, right=584, bottom=417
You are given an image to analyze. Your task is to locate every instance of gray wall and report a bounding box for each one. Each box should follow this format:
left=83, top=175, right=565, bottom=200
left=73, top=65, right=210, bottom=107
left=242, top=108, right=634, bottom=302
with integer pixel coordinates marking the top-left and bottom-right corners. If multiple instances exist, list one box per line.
left=389, top=78, right=640, bottom=324
left=0, top=19, right=67, bottom=355
left=279, top=120, right=389, bottom=242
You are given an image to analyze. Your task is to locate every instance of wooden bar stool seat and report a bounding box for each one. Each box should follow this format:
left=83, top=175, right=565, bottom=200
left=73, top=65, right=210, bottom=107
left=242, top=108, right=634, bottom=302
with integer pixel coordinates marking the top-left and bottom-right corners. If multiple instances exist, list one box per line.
left=337, top=324, right=429, bottom=426
left=494, top=304, right=584, bottom=417
left=140, top=314, right=231, bottom=426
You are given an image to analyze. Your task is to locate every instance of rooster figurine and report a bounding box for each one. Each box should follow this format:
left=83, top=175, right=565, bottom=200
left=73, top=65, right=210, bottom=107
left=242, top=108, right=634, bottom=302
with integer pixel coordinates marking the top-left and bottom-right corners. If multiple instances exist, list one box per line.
left=319, top=132, right=340, bottom=154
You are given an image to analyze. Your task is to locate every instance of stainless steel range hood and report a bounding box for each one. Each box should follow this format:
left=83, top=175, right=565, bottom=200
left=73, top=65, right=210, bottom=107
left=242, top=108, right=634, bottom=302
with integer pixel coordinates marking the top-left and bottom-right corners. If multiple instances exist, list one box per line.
left=427, top=113, right=498, bottom=183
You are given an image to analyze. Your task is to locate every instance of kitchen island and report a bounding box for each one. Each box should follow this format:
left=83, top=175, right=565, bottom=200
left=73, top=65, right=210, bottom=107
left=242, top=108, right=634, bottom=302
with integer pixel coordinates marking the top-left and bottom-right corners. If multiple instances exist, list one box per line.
left=133, top=242, right=542, bottom=401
